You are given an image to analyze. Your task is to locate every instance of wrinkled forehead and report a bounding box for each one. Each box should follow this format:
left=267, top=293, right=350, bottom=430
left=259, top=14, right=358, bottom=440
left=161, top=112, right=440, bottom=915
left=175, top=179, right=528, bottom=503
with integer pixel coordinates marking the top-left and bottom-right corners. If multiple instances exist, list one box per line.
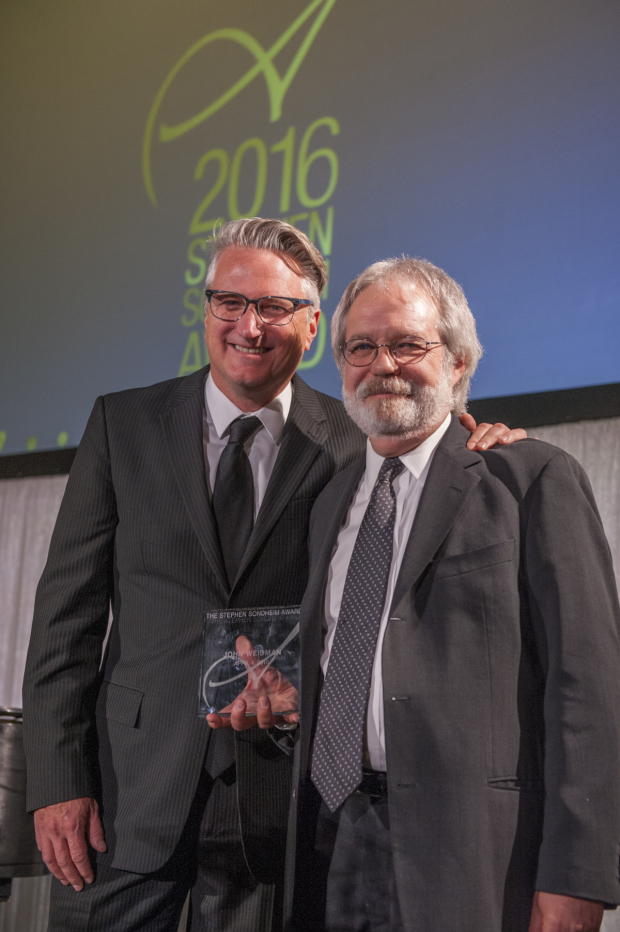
left=208, top=245, right=314, bottom=300
left=375, top=273, right=437, bottom=307
left=347, top=276, right=440, bottom=335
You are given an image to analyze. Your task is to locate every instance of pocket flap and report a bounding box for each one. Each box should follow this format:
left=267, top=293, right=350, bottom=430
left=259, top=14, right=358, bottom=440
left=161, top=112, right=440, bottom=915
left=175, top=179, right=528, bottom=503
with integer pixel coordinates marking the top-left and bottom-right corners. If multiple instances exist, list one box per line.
left=488, top=777, right=543, bottom=793
left=281, top=498, right=317, bottom=522
left=96, top=681, right=144, bottom=728
left=434, top=539, right=515, bottom=579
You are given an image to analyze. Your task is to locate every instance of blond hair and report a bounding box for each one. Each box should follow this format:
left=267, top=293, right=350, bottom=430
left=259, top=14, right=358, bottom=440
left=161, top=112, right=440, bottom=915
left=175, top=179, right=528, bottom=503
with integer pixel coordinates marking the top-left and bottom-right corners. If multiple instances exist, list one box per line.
left=205, top=218, right=327, bottom=308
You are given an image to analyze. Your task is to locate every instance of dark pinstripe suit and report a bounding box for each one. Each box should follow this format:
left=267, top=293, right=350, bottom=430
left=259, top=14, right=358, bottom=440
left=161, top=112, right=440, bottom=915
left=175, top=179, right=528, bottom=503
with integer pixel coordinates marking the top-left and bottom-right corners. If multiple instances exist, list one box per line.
left=22, top=366, right=364, bottom=927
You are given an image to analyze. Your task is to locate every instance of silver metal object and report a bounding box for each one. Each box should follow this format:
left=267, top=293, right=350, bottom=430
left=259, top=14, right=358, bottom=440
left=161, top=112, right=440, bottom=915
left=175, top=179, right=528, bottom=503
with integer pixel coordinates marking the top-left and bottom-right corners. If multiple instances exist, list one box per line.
left=0, top=708, right=47, bottom=901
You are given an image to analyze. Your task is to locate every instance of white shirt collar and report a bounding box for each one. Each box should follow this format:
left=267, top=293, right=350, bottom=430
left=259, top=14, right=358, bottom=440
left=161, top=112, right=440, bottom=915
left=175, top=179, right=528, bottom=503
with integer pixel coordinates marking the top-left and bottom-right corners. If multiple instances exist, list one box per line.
left=363, top=411, right=452, bottom=493
left=205, top=373, right=292, bottom=444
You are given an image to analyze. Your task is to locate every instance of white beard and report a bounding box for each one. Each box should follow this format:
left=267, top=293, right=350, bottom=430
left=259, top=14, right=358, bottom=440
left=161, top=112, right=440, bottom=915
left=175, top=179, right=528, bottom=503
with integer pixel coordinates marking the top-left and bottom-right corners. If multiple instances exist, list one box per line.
left=343, top=366, right=454, bottom=440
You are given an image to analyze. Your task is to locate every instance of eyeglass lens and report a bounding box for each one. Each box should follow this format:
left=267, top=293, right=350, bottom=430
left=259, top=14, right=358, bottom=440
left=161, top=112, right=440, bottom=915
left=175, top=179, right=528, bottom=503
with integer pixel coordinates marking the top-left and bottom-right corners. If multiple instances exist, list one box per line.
left=209, top=292, right=296, bottom=324
left=344, top=337, right=432, bottom=366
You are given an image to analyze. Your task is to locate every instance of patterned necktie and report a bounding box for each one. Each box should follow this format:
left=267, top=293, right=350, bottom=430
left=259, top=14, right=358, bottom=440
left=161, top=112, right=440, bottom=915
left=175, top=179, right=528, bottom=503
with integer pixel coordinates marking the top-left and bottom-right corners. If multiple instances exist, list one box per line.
left=311, top=456, right=405, bottom=812
left=212, top=415, right=262, bottom=589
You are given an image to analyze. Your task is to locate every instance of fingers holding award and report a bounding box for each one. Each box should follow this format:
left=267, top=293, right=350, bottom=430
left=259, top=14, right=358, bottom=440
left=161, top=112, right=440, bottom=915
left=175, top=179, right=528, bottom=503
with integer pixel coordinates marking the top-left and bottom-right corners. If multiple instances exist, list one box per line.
left=201, top=607, right=300, bottom=731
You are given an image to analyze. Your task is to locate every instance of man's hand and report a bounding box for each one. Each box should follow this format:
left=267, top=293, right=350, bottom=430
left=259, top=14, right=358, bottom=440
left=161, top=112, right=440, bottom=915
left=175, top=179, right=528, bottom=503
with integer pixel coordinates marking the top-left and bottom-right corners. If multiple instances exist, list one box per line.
left=208, top=694, right=299, bottom=731
left=34, top=797, right=106, bottom=890
left=207, top=635, right=299, bottom=732
left=529, top=891, right=604, bottom=932
left=460, top=413, right=528, bottom=450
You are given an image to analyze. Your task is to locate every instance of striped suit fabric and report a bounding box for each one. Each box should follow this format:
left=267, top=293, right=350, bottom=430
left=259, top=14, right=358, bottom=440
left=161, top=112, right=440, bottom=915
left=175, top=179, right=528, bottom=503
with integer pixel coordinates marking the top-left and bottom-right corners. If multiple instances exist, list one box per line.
left=22, top=366, right=365, bottom=929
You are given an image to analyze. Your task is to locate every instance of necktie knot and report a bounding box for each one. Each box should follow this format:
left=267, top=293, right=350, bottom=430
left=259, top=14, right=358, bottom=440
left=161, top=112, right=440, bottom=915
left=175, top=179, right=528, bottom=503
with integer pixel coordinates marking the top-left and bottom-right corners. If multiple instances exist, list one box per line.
left=228, top=415, right=262, bottom=446
left=378, top=457, right=405, bottom=484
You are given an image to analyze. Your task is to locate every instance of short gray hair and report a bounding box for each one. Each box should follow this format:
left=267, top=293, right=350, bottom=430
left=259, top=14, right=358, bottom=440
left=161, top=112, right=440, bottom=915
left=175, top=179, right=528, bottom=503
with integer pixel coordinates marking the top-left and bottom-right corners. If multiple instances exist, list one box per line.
left=205, top=217, right=327, bottom=310
left=331, top=256, right=483, bottom=414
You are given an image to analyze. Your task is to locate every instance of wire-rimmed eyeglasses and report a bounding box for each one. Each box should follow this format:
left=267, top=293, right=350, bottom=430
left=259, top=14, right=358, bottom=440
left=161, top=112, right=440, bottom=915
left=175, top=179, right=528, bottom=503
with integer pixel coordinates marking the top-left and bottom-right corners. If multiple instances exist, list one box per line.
left=340, top=336, right=445, bottom=367
left=205, top=289, right=314, bottom=326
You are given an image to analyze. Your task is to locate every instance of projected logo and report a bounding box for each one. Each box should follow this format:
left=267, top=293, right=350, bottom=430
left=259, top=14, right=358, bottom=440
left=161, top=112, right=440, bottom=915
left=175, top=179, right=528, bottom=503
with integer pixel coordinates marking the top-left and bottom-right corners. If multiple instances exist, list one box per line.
left=142, top=0, right=339, bottom=377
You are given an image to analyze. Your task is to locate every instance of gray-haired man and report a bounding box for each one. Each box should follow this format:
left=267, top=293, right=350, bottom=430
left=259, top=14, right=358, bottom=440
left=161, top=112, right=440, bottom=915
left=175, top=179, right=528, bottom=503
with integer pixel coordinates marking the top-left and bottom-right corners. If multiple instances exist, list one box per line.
left=230, top=257, right=620, bottom=932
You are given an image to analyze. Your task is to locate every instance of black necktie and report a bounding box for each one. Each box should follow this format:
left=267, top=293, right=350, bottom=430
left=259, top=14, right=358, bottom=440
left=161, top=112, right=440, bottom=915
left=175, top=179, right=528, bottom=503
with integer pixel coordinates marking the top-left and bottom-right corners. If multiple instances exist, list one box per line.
left=207, top=414, right=262, bottom=781
left=311, top=457, right=405, bottom=812
left=212, top=415, right=262, bottom=588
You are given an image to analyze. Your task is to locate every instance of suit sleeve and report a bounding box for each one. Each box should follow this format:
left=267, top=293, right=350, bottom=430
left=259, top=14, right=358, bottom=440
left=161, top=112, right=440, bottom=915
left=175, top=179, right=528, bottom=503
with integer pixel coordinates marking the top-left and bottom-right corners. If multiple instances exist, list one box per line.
left=525, top=450, right=620, bottom=904
left=22, top=396, right=117, bottom=811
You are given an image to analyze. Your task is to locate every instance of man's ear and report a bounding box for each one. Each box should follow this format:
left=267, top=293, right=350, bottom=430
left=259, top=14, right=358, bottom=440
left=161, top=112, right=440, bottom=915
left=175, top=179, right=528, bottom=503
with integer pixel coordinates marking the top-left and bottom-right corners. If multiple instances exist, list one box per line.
left=304, top=309, right=321, bottom=351
left=451, top=358, right=467, bottom=386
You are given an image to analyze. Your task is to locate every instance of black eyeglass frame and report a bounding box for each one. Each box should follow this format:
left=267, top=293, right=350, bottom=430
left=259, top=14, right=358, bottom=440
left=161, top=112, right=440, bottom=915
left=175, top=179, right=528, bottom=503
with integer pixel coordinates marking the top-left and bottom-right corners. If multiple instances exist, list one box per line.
left=205, top=289, right=314, bottom=326
left=340, top=337, right=445, bottom=367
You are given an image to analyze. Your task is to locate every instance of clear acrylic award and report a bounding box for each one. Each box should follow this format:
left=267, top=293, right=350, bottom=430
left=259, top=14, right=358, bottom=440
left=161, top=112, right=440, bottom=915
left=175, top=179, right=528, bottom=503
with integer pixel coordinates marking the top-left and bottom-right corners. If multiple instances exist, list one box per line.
left=199, top=605, right=300, bottom=716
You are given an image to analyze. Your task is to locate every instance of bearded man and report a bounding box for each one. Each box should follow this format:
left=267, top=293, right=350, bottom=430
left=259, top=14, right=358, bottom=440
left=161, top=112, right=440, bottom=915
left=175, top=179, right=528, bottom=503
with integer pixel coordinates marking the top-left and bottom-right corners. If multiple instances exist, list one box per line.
left=227, top=256, right=620, bottom=932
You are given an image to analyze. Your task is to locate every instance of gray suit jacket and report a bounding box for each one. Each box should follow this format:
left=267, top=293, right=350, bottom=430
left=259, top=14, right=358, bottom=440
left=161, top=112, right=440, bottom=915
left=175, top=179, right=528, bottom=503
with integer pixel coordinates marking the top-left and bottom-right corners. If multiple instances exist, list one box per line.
left=22, top=367, right=365, bottom=881
left=290, top=417, right=620, bottom=930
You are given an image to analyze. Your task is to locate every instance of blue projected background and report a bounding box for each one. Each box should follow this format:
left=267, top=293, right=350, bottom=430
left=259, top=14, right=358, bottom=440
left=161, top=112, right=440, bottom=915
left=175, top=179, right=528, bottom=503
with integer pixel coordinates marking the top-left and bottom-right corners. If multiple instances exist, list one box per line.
left=1, top=0, right=619, bottom=455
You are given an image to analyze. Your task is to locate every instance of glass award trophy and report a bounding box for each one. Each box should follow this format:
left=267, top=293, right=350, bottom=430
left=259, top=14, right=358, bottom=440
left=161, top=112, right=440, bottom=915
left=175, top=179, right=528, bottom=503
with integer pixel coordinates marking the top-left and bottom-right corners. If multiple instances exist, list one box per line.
left=199, top=605, right=300, bottom=716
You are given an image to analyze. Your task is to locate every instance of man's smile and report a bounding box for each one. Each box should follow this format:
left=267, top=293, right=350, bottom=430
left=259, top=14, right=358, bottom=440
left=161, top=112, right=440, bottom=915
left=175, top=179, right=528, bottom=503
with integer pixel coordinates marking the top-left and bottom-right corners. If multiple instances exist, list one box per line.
left=230, top=343, right=272, bottom=355
left=205, top=245, right=320, bottom=407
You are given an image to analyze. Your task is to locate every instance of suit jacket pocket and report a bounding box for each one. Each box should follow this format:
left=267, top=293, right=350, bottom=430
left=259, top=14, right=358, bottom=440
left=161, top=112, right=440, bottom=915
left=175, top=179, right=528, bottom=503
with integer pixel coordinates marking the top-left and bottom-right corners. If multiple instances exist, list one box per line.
left=96, top=680, right=144, bottom=728
left=434, top=539, right=515, bottom=580
left=488, top=777, right=543, bottom=793
left=280, top=498, right=316, bottom=521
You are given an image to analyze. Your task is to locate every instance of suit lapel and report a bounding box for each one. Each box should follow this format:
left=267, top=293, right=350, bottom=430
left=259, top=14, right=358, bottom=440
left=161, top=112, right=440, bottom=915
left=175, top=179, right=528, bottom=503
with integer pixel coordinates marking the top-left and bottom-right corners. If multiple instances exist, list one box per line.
left=233, top=377, right=328, bottom=586
left=300, top=458, right=366, bottom=656
left=305, top=457, right=366, bottom=611
left=390, top=418, right=483, bottom=611
left=159, top=366, right=230, bottom=600
left=299, top=456, right=366, bottom=771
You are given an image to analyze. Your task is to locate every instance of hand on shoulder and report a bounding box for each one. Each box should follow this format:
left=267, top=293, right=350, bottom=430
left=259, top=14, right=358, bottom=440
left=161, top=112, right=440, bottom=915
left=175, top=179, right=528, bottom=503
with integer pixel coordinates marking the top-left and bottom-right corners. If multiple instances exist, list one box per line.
left=460, top=412, right=527, bottom=450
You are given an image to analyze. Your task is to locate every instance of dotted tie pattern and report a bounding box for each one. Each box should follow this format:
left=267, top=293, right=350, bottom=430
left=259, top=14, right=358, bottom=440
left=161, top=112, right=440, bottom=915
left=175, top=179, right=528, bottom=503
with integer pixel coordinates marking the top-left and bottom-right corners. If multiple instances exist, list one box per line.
left=213, top=415, right=262, bottom=589
left=311, top=457, right=405, bottom=811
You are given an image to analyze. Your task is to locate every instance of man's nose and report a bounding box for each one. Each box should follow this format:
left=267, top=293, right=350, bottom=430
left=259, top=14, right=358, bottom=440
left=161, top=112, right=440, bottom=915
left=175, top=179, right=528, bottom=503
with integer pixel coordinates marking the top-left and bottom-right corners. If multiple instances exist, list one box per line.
left=236, top=303, right=265, bottom=339
left=370, top=345, right=400, bottom=376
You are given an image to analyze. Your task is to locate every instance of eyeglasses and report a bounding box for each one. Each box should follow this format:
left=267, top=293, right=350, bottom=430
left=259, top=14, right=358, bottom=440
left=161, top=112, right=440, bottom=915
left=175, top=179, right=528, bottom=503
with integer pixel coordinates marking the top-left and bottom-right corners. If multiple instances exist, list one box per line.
left=341, top=336, right=444, bottom=367
left=205, top=289, right=314, bottom=326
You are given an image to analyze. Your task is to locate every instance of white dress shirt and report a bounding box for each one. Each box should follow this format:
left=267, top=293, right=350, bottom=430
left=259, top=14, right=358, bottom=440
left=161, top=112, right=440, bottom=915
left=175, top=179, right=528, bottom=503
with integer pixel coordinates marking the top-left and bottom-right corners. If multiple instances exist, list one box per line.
left=203, top=374, right=292, bottom=518
left=321, top=413, right=451, bottom=771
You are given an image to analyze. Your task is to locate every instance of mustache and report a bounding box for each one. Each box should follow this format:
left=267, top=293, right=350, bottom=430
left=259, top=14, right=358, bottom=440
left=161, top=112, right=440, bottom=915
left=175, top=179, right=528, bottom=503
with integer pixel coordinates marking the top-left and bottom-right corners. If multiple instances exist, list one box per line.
left=356, top=377, right=417, bottom=399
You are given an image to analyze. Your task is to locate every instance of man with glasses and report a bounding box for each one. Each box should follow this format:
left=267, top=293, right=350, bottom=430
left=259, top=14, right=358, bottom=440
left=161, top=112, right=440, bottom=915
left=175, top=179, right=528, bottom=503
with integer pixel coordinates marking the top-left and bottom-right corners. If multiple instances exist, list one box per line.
left=23, top=222, right=524, bottom=932
left=227, top=256, right=620, bottom=932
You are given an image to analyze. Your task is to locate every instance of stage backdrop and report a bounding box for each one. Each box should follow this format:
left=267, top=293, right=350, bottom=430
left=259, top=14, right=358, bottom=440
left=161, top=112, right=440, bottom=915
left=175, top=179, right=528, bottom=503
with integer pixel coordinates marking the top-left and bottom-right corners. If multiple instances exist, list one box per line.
left=1, top=0, right=619, bottom=455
